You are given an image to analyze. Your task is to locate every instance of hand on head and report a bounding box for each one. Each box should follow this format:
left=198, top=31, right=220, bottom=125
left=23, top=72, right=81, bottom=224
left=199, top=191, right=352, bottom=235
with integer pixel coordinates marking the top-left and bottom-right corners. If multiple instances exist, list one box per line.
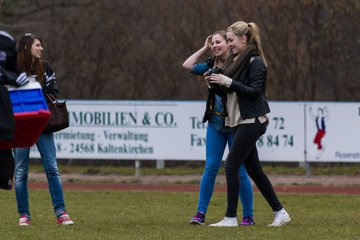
left=204, top=35, right=212, bottom=50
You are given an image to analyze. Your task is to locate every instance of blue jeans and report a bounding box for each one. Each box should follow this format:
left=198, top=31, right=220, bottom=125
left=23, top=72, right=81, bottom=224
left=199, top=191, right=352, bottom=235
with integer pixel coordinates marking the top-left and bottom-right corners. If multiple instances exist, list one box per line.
left=14, top=133, right=66, bottom=219
left=197, top=124, right=254, bottom=217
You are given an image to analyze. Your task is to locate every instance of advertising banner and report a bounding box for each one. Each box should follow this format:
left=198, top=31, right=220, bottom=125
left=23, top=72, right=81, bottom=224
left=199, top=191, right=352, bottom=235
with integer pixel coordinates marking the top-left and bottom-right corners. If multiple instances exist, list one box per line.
left=305, top=102, right=360, bottom=162
left=258, top=102, right=304, bottom=162
left=31, top=101, right=208, bottom=160
left=29, top=100, right=360, bottom=162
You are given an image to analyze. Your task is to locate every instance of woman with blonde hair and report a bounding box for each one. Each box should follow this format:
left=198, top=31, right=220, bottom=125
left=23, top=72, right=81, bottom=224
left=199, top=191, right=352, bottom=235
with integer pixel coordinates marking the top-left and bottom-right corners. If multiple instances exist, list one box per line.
left=206, top=21, right=291, bottom=227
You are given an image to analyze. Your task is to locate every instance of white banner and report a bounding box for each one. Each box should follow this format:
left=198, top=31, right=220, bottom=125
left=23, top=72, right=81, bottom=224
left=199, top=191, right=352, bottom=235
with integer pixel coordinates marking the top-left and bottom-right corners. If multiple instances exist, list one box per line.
left=305, top=102, right=360, bottom=162
left=29, top=100, right=360, bottom=162
left=257, top=102, right=304, bottom=162
left=31, top=101, right=209, bottom=160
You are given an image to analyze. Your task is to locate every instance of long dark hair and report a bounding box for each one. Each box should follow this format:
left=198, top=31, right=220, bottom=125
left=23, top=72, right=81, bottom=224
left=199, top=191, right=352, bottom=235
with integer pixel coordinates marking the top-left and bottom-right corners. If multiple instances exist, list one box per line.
left=17, top=33, right=44, bottom=84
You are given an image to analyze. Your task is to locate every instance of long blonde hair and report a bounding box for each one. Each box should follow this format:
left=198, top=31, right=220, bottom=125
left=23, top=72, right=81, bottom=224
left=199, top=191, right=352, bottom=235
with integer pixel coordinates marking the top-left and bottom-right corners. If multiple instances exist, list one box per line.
left=227, top=21, right=267, bottom=67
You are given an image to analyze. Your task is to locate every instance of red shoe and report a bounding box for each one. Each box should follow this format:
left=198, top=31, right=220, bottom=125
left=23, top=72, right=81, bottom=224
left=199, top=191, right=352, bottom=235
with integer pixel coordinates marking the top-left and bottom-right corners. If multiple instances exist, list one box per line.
left=57, top=211, right=74, bottom=225
left=19, top=215, right=30, bottom=226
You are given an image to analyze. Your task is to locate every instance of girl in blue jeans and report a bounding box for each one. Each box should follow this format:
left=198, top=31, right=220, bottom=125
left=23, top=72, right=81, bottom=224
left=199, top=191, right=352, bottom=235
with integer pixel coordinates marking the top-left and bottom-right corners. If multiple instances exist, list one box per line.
left=14, top=134, right=73, bottom=226
left=14, top=33, right=73, bottom=226
left=182, top=31, right=254, bottom=225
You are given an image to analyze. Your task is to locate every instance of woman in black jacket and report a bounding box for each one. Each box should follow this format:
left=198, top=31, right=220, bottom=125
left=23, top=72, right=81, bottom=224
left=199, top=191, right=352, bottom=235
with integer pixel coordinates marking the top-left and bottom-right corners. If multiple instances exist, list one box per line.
left=0, top=30, right=29, bottom=190
left=13, top=33, right=74, bottom=226
left=206, top=21, right=291, bottom=227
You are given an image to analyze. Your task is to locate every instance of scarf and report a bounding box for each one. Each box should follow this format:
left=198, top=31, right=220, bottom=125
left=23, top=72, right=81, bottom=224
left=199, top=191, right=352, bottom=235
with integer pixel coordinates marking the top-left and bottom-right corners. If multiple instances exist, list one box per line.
left=223, top=45, right=258, bottom=81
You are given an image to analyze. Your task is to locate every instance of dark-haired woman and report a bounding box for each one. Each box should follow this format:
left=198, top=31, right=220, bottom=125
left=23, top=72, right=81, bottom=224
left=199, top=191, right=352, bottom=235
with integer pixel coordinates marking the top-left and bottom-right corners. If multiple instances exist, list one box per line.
left=14, top=33, right=74, bottom=226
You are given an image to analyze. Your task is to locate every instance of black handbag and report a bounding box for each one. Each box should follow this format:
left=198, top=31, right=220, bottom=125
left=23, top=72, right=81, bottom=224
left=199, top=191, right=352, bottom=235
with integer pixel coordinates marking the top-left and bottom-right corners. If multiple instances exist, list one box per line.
left=43, top=94, right=69, bottom=133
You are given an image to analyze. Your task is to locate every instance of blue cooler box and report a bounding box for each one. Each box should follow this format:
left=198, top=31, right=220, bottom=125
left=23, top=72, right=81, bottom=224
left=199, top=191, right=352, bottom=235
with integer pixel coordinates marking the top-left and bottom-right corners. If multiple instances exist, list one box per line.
left=8, top=81, right=48, bottom=113
left=0, top=82, right=51, bottom=149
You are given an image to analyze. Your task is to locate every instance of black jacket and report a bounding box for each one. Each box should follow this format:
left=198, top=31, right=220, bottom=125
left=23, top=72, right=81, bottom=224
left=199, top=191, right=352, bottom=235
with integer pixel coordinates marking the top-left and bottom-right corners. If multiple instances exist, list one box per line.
left=0, top=31, right=17, bottom=141
left=199, top=57, right=228, bottom=123
left=40, top=61, right=59, bottom=100
left=228, top=56, right=270, bottom=119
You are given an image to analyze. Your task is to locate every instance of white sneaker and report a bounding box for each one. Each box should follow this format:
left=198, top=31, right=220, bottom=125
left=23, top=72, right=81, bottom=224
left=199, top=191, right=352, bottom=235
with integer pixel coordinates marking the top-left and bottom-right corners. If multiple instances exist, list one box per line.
left=268, top=208, right=291, bottom=227
left=209, top=217, right=238, bottom=227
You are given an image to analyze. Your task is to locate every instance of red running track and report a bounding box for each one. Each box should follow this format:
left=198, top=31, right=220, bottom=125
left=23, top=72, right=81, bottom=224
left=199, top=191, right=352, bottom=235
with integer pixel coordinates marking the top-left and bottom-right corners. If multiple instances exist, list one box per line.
left=28, top=182, right=360, bottom=195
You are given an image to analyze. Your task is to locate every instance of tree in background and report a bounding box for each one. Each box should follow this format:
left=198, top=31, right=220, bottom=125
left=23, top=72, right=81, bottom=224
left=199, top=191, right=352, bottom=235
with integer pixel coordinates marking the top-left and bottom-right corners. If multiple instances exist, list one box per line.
left=0, top=0, right=359, bottom=101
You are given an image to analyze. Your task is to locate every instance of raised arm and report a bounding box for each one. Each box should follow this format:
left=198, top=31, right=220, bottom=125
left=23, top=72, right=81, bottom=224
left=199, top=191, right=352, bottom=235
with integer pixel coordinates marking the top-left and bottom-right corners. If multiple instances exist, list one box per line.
left=182, top=35, right=212, bottom=71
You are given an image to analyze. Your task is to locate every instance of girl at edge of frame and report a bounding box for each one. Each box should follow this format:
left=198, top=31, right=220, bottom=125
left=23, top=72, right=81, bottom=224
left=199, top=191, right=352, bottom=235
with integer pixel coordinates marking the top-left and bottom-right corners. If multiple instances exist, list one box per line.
left=205, top=21, right=291, bottom=227
left=13, top=33, right=74, bottom=226
left=182, top=30, right=255, bottom=226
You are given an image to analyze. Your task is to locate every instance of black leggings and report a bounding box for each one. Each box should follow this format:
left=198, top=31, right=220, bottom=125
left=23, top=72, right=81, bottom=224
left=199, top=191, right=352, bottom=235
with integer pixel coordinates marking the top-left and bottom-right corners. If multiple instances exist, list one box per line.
left=225, top=119, right=283, bottom=217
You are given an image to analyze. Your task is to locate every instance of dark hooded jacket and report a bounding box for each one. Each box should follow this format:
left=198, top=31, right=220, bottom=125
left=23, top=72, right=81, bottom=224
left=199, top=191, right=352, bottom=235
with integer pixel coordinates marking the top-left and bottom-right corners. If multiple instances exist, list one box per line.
left=0, top=31, right=18, bottom=141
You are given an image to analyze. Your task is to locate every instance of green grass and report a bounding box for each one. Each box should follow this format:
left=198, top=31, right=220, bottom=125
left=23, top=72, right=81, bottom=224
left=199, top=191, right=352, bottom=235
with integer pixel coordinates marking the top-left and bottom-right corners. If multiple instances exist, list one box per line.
left=0, top=190, right=359, bottom=240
